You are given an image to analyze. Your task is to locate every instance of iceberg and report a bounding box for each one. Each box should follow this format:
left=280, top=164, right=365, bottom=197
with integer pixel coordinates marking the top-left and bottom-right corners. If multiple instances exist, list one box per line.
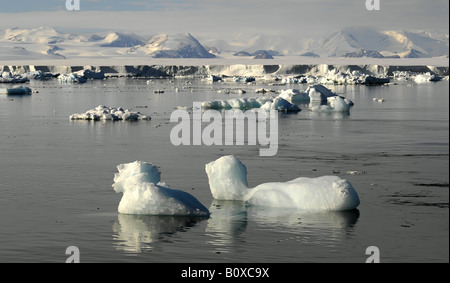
left=205, top=155, right=360, bottom=211
left=70, top=105, right=151, bottom=121
left=0, top=86, right=32, bottom=95
left=201, top=96, right=299, bottom=112
left=74, top=69, right=105, bottom=80
left=306, top=85, right=338, bottom=102
left=57, top=73, right=87, bottom=84
left=278, top=89, right=309, bottom=102
left=0, top=71, right=29, bottom=83
left=414, top=73, right=441, bottom=83
left=310, top=96, right=354, bottom=113
left=279, top=86, right=354, bottom=112
left=113, top=161, right=210, bottom=216
left=260, top=97, right=301, bottom=112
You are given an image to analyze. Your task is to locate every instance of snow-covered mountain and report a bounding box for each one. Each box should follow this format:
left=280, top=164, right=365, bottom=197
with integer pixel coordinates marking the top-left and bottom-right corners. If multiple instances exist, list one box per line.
left=305, top=27, right=449, bottom=58
left=99, top=32, right=143, bottom=48
left=128, top=33, right=215, bottom=58
left=0, top=26, right=447, bottom=61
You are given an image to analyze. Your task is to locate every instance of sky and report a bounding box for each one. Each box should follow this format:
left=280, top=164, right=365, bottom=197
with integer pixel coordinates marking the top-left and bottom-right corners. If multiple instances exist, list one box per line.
left=0, top=0, right=448, bottom=38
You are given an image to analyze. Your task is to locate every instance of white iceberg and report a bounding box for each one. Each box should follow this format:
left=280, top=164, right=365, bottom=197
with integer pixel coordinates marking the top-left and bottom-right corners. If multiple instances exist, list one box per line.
left=306, top=85, right=338, bottom=102
left=74, top=69, right=105, bottom=80
left=278, top=89, right=309, bottom=102
left=57, top=73, right=87, bottom=83
left=260, top=97, right=301, bottom=112
left=310, top=96, right=354, bottom=113
left=201, top=96, right=299, bottom=112
left=0, top=71, right=29, bottom=83
left=205, top=155, right=360, bottom=211
left=279, top=86, right=353, bottom=112
left=414, top=73, right=441, bottom=83
left=70, top=105, right=151, bottom=121
left=279, top=85, right=342, bottom=103
left=113, top=161, right=210, bottom=216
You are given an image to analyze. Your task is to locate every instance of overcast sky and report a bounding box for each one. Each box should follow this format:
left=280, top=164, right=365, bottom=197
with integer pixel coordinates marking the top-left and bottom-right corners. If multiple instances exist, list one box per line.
left=0, top=0, right=448, bottom=38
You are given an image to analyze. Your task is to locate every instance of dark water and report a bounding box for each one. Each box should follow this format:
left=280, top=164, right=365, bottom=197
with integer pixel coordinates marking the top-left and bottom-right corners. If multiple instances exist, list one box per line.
left=0, top=78, right=448, bottom=263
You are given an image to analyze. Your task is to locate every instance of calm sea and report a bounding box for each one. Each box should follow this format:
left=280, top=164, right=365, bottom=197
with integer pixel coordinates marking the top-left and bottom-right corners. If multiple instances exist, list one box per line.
left=0, top=78, right=448, bottom=263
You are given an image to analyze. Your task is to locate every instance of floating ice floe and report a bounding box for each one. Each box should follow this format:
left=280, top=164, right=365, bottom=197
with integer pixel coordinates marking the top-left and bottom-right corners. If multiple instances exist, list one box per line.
left=199, top=85, right=354, bottom=113
left=0, top=86, right=32, bottom=95
left=310, top=96, right=354, bottom=112
left=113, top=161, right=210, bottom=216
left=74, top=69, right=105, bottom=80
left=58, top=69, right=105, bottom=83
left=279, top=85, right=343, bottom=103
left=201, top=97, right=276, bottom=111
left=70, top=105, right=151, bottom=121
left=259, top=97, right=301, bottom=112
left=414, top=73, right=442, bottom=83
left=280, top=85, right=354, bottom=112
left=0, top=72, right=29, bottom=83
left=58, top=73, right=87, bottom=84
left=205, top=155, right=360, bottom=211
left=265, top=69, right=390, bottom=86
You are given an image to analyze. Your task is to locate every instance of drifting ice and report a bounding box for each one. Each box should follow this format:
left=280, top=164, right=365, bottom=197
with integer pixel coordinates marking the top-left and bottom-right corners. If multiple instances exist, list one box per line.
left=201, top=96, right=300, bottom=112
left=205, top=155, right=360, bottom=211
left=113, top=161, right=210, bottom=216
left=0, top=86, right=32, bottom=95
left=58, top=73, right=87, bottom=83
left=310, top=96, right=354, bottom=112
left=414, top=73, right=441, bottom=83
left=70, top=105, right=151, bottom=121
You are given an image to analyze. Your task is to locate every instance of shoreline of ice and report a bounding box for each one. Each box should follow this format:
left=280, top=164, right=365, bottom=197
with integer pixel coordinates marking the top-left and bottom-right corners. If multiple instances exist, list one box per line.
left=1, top=64, right=448, bottom=85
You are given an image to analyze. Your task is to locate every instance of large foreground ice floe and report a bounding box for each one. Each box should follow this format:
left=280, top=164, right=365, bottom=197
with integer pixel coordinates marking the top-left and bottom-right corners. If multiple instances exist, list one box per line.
left=113, top=161, right=210, bottom=216
left=205, top=155, right=360, bottom=211
left=70, top=105, right=151, bottom=121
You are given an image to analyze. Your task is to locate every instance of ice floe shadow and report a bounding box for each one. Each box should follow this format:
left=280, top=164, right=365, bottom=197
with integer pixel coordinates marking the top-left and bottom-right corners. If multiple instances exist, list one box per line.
left=205, top=200, right=360, bottom=253
left=112, top=214, right=208, bottom=254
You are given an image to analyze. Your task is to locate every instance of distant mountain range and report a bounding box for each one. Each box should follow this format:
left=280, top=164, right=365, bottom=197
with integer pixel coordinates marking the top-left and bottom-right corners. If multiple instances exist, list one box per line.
left=127, top=33, right=215, bottom=58
left=0, top=26, right=448, bottom=60
left=307, top=27, right=449, bottom=58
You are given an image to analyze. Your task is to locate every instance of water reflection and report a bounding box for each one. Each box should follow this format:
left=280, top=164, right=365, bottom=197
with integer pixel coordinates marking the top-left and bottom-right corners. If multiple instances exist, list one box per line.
left=112, top=214, right=207, bottom=254
left=206, top=200, right=360, bottom=252
left=205, top=200, right=249, bottom=254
